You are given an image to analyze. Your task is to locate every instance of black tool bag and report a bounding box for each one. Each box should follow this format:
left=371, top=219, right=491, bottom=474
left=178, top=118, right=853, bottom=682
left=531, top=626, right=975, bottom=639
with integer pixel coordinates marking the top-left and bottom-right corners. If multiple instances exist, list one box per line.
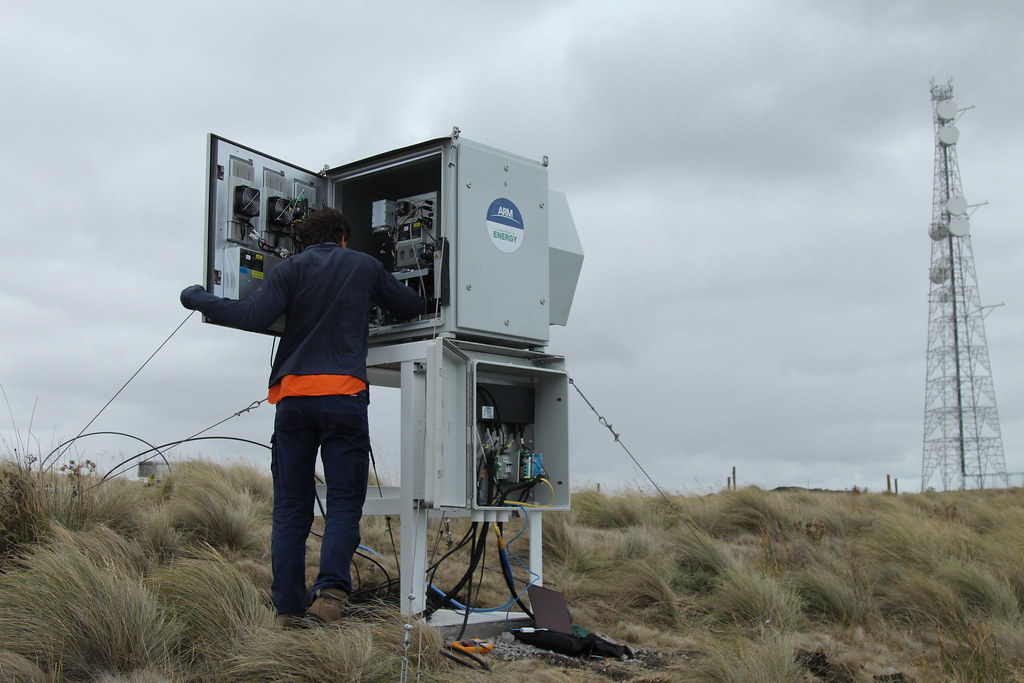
left=513, top=628, right=634, bottom=659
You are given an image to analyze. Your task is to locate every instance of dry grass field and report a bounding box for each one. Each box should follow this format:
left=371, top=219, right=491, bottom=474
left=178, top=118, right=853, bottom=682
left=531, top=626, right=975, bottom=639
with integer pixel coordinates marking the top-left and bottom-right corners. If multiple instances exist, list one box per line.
left=2, top=457, right=1024, bottom=682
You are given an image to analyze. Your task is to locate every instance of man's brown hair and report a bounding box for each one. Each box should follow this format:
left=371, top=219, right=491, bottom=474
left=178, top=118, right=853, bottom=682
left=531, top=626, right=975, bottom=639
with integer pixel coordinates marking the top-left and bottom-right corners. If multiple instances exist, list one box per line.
left=298, top=208, right=350, bottom=246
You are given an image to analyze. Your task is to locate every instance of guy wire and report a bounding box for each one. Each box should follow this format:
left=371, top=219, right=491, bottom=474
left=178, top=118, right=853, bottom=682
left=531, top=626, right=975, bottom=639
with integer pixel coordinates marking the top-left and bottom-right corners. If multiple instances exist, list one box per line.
left=567, top=376, right=673, bottom=503
left=44, top=310, right=196, bottom=471
left=568, top=376, right=728, bottom=556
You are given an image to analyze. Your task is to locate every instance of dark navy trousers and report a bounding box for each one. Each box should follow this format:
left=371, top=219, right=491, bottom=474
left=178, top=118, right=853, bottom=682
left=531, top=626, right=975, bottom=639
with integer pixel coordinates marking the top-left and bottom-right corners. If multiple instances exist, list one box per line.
left=270, top=393, right=369, bottom=615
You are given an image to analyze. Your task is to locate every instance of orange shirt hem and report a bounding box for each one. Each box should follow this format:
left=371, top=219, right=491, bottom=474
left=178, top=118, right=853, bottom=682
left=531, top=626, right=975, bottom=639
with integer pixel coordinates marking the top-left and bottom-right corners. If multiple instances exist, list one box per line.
left=268, top=374, right=367, bottom=404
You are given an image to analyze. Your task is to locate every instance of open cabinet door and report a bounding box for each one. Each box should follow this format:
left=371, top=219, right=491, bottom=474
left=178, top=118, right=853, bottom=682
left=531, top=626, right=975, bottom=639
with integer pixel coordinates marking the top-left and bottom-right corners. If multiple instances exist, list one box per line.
left=204, top=134, right=328, bottom=335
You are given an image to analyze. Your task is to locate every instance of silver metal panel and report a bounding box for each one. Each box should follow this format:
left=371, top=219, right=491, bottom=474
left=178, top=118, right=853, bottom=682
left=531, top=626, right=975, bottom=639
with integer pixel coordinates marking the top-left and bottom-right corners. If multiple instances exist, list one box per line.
left=422, top=340, right=471, bottom=508
left=454, top=141, right=550, bottom=345
left=547, top=189, right=584, bottom=326
left=221, top=247, right=282, bottom=299
left=204, top=135, right=326, bottom=335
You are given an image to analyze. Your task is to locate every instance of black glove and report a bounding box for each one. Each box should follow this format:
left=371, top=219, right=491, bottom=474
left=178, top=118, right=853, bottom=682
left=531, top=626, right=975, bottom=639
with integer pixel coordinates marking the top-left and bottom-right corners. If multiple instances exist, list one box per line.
left=180, top=284, right=206, bottom=310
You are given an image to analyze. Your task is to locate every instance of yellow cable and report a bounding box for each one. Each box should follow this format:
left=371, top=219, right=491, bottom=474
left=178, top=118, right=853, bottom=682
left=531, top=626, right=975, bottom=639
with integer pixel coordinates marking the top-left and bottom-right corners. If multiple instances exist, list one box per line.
left=492, top=522, right=506, bottom=549
left=510, top=478, right=555, bottom=509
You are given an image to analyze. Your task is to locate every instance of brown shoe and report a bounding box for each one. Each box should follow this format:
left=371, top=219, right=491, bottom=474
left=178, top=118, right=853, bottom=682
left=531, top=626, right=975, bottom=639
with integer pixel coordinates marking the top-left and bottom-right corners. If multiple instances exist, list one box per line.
left=306, top=588, right=349, bottom=625
left=276, top=613, right=307, bottom=629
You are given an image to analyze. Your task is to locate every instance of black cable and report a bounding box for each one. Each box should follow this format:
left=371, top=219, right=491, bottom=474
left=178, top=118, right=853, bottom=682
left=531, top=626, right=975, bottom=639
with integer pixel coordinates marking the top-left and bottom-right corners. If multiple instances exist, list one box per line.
left=77, top=435, right=271, bottom=497
left=440, top=648, right=491, bottom=672
left=426, top=522, right=476, bottom=599
left=435, top=521, right=491, bottom=641
left=496, top=522, right=533, bottom=618
left=99, top=396, right=266, bottom=481
left=427, top=523, right=476, bottom=571
left=436, top=522, right=489, bottom=617
left=309, top=473, right=396, bottom=597
left=455, top=530, right=489, bottom=642
left=178, top=399, right=266, bottom=445
left=368, top=443, right=384, bottom=499
left=437, top=523, right=478, bottom=631
left=476, top=386, right=506, bottom=506
left=41, top=431, right=172, bottom=487
left=351, top=552, right=362, bottom=589
left=43, top=310, right=196, bottom=472
left=352, top=550, right=392, bottom=590
left=385, top=516, right=400, bottom=573
left=314, top=486, right=327, bottom=518
left=427, top=513, right=450, bottom=574
left=350, top=580, right=399, bottom=602
left=60, top=396, right=267, bottom=489
left=304, top=533, right=396, bottom=601
left=440, top=523, right=480, bottom=608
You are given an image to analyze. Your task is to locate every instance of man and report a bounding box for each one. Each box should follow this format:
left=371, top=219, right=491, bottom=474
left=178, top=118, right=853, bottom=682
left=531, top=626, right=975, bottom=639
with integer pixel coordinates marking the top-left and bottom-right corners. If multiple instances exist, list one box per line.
left=180, top=208, right=423, bottom=627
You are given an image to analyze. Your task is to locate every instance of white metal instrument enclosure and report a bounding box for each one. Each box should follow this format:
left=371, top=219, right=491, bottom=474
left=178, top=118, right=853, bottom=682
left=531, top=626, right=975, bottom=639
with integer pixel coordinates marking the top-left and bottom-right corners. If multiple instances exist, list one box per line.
left=204, top=133, right=583, bottom=348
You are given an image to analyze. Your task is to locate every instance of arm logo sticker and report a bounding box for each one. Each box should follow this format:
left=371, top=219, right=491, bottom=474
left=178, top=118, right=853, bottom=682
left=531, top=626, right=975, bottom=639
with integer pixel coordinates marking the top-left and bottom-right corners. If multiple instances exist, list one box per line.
left=486, top=198, right=524, bottom=253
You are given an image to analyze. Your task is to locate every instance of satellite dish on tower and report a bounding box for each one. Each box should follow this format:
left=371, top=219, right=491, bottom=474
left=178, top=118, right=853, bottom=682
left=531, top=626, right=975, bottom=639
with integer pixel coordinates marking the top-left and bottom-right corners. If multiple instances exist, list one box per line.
left=949, top=215, right=971, bottom=237
left=929, top=222, right=949, bottom=241
left=938, top=125, right=960, bottom=146
left=946, top=196, right=968, bottom=216
left=930, top=264, right=950, bottom=284
left=937, top=99, right=958, bottom=121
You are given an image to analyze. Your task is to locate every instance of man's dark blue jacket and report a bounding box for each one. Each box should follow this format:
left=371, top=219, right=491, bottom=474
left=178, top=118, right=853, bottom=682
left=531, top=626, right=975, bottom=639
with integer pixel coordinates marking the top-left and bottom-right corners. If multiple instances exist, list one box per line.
left=180, top=243, right=423, bottom=388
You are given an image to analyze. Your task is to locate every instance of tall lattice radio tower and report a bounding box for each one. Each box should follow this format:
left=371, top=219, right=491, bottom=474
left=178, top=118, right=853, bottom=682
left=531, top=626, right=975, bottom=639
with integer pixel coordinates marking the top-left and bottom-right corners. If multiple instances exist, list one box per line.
left=921, top=80, right=1008, bottom=491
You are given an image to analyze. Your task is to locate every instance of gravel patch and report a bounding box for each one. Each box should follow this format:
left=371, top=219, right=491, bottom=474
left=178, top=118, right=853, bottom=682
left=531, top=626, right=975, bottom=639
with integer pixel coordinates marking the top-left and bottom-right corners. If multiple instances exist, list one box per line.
left=489, top=631, right=683, bottom=680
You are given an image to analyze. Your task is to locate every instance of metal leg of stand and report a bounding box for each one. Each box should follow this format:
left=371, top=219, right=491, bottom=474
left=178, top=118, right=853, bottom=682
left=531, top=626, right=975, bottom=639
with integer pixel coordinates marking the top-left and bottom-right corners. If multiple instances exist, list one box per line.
left=400, top=504, right=428, bottom=615
left=400, top=359, right=428, bottom=615
left=530, top=510, right=543, bottom=587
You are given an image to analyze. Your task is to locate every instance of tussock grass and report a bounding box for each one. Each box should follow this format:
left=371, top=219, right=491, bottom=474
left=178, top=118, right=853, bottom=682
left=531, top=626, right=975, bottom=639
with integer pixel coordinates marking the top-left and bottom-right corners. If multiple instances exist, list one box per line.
left=708, top=487, right=795, bottom=537
left=542, top=511, right=609, bottom=576
left=939, top=560, right=1020, bottom=620
left=92, top=670, right=176, bottom=683
left=224, top=612, right=446, bottom=682
left=0, top=529, right=178, bottom=681
left=931, top=616, right=1024, bottom=683
left=875, top=567, right=966, bottom=626
left=616, top=559, right=688, bottom=628
left=673, top=525, right=737, bottom=594
left=40, top=468, right=157, bottom=534
left=68, top=475, right=157, bottom=533
left=860, top=507, right=978, bottom=570
left=683, top=634, right=807, bottom=682
left=1, top=462, right=161, bottom=563
left=169, top=473, right=267, bottom=553
left=0, top=464, right=41, bottom=559
left=53, top=521, right=151, bottom=575
left=218, top=461, right=275, bottom=505
left=135, top=504, right=182, bottom=562
left=610, top=523, right=660, bottom=561
left=6, top=452, right=1024, bottom=681
left=573, top=488, right=673, bottom=529
left=709, top=568, right=805, bottom=632
left=790, top=564, right=868, bottom=625
left=0, top=650, right=48, bottom=683
left=152, top=548, right=274, bottom=675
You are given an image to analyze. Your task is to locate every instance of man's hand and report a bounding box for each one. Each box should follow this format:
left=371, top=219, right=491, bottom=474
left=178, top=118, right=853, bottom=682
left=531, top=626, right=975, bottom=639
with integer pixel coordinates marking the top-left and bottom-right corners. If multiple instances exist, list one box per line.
left=180, top=284, right=206, bottom=310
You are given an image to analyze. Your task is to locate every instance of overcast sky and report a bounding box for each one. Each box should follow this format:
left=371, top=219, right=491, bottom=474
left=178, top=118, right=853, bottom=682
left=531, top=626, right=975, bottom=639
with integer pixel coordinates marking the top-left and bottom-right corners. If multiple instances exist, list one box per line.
left=2, top=0, right=1022, bottom=494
